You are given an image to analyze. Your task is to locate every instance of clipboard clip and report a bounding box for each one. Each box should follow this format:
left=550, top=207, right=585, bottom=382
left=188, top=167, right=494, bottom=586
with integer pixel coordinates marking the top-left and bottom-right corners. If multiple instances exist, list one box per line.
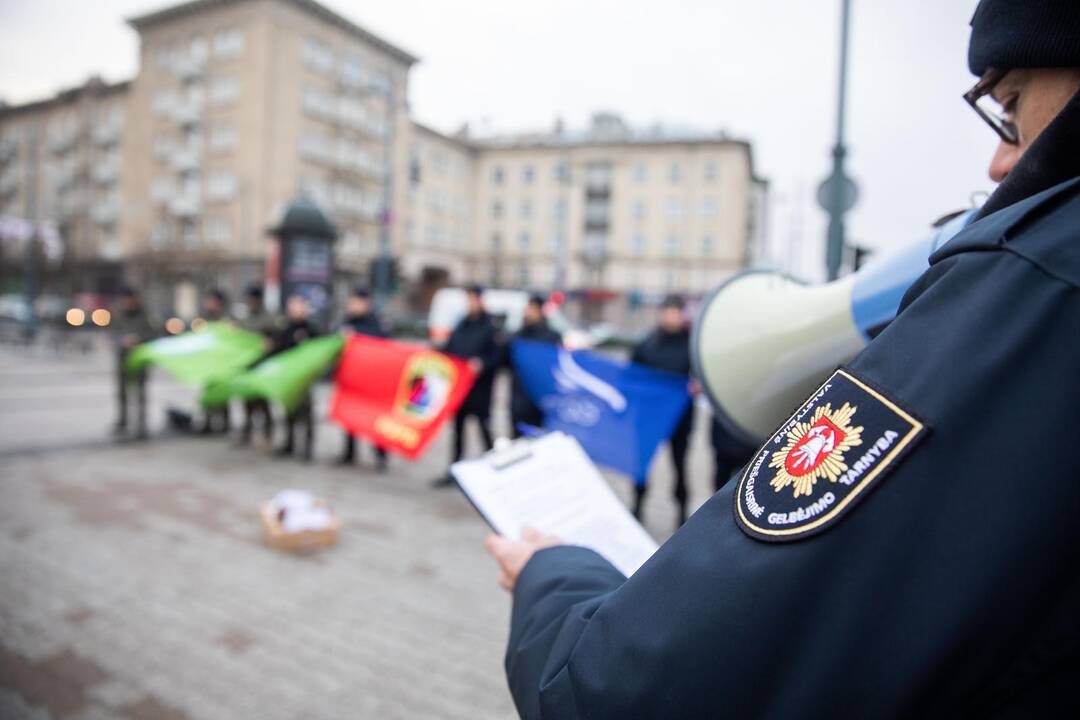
left=485, top=436, right=535, bottom=470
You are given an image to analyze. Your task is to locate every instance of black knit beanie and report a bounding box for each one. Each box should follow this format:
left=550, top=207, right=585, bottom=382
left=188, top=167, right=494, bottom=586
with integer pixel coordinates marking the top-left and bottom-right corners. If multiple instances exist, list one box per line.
left=969, top=0, right=1080, bottom=76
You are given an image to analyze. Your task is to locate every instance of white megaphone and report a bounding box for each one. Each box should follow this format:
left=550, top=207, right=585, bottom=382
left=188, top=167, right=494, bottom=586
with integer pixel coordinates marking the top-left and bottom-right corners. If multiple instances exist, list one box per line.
left=692, top=210, right=974, bottom=446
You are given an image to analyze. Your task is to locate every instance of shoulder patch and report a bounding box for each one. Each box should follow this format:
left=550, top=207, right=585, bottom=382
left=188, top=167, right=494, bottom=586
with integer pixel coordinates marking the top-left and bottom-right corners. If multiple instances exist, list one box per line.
left=734, top=368, right=927, bottom=542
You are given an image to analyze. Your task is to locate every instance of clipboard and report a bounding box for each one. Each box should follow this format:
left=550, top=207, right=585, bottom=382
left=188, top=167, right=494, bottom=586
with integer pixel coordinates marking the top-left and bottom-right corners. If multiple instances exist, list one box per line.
left=452, top=432, right=658, bottom=577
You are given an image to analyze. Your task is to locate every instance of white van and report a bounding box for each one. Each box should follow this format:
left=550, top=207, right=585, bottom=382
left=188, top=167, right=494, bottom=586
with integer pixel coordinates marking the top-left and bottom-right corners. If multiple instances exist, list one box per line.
left=427, top=288, right=591, bottom=348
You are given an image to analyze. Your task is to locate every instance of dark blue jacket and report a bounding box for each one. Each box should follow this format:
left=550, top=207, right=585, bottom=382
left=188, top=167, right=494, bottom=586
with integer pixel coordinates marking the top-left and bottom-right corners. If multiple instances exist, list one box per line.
left=504, top=177, right=1080, bottom=719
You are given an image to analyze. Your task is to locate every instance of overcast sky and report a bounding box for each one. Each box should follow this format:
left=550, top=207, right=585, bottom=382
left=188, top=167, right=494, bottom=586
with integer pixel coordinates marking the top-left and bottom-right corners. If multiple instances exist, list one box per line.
left=0, top=0, right=994, bottom=280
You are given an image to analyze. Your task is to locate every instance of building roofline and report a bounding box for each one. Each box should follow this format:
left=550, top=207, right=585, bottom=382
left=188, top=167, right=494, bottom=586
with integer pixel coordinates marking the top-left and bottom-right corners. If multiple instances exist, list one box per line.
left=127, top=0, right=419, bottom=65
left=411, top=121, right=478, bottom=152
left=0, top=78, right=132, bottom=119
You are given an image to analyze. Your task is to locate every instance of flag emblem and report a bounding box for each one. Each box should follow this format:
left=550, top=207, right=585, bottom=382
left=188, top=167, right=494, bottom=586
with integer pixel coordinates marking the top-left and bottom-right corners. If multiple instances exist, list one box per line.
left=394, top=352, right=457, bottom=425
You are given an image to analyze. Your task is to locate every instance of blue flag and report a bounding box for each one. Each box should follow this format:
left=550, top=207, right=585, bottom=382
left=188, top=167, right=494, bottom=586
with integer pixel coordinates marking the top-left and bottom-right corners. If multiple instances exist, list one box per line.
left=511, top=340, right=691, bottom=484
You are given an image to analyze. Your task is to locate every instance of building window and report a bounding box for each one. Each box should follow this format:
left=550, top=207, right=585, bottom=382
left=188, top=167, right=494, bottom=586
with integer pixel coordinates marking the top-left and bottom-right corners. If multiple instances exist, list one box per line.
left=151, top=221, right=171, bottom=248
left=205, top=217, right=231, bottom=245
left=517, top=263, right=529, bottom=287
left=491, top=233, right=502, bottom=252
left=704, top=160, right=718, bottom=182
left=701, top=235, right=714, bottom=256
left=152, top=134, right=174, bottom=159
left=666, top=198, right=682, bottom=220
left=549, top=230, right=565, bottom=253
left=552, top=198, right=568, bottom=220
left=665, top=234, right=680, bottom=256
left=206, top=171, right=237, bottom=201
left=425, top=225, right=439, bottom=247
left=491, top=199, right=504, bottom=219
left=213, top=29, right=244, bottom=59
left=519, top=231, right=531, bottom=253
left=554, top=160, right=571, bottom=184
left=632, top=199, right=647, bottom=220
left=190, top=35, right=209, bottom=64
left=523, top=165, right=535, bottom=184
left=669, top=161, right=682, bottom=184
left=209, top=125, right=236, bottom=154
left=303, top=37, right=334, bottom=75
left=491, top=165, right=504, bottom=185
left=701, top=197, right=718, bottom=218
left=156, top=45, right=175, bottom=70
left=633, top=161, right=648, bottom=183
left=150, top=176, right=174, bottom=203
left=630, top=233, right=646, bottom=256
left=340, top=53, right=364, bottom=88
left=151, top=89, right=176, bottom=117
left=210, top=77, right=239, bottom=106
left=520, top=199, right=533, bottom=220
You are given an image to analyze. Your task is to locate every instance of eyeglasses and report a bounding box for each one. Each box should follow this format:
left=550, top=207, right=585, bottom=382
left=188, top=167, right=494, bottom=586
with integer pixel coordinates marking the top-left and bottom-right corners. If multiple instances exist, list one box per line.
left=963, top=68, right=1019, bottom=145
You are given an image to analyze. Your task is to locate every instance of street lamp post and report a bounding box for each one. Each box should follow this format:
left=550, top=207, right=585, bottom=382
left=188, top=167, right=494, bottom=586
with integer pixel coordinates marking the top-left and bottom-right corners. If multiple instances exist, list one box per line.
left=820, top=0, right=857, bottom=281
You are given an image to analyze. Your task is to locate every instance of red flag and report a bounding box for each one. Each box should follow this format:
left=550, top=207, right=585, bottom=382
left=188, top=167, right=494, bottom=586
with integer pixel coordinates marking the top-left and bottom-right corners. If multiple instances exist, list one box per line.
left=329, top=335, right=477, bottom=460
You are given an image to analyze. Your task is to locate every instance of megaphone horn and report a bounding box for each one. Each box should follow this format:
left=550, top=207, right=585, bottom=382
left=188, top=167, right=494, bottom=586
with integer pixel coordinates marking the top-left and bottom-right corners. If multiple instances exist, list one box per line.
left=692, top=209, right=974, bottom=446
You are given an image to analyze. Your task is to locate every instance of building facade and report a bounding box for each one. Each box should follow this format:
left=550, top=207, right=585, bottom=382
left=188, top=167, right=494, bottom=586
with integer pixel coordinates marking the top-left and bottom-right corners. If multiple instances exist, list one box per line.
left=119, top=0, right=414, bottom=313
left=0, top=77, right=129, bottom=294
left=0, top=0, right=766, bottom=321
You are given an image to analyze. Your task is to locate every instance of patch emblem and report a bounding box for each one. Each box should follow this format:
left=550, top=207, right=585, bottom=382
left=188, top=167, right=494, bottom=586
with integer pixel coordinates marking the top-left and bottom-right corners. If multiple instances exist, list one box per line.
left=735, top=368, right=927, bottom=542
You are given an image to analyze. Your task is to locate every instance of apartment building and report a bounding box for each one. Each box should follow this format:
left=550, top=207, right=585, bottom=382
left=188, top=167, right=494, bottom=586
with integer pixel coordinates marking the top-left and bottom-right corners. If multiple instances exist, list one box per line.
left=405, top=114, right=763, bottom=302
left=1, top=0, right=766, bottom=319
left=0, top=77, right=129, bottom=292
left=119, top=0, right=414, bottom=308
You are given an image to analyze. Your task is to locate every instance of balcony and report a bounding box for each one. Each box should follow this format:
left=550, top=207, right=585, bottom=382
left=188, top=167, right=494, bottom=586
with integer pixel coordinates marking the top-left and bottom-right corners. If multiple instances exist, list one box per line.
left=172, top=103, right=203, bottom=128
left=49, top=132, right=79, bottom=155
left=170, top=147, right=201, bottom=173
left=173, top=57, right=206, bottom=82
left=92, top=161, right=119, bottom=185
left=93, top=124, right=122, bottom=146
left=168, top=192, right=201, bottom=218
left=92, top=201, right=118, bottom=225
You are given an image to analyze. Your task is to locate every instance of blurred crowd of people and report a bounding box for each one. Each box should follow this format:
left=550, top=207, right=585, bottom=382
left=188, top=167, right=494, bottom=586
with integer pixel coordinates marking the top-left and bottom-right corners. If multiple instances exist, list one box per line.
left=110, top=282, right=751, bottom=527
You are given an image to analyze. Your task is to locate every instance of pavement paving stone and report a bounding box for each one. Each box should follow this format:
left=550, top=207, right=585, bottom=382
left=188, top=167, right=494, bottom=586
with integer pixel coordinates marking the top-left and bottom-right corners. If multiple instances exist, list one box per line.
left=0, top=344, right=722, bottom=719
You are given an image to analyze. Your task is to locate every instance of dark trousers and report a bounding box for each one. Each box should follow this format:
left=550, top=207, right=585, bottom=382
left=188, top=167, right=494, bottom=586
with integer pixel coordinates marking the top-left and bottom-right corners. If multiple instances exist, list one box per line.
left=634, top=406, right=695, bottom=523
left=241, top=399, right=273, bottom=442
left=280, top=395, right=314, bottom=459
left=341, top=432, right=388, bottom=464
left=201, top=406, right=231, bottom=434
left=452, top=411, right=494, bottom=464
left=115, top=358, right=147, bottom=434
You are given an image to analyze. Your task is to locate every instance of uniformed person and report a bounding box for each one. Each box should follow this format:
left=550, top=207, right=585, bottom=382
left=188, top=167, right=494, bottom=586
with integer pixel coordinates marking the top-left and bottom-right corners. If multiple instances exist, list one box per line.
left=433, top=285, right=500, bottom=487
left=710, top=416, right=755, bottom=493
left=485, top=3, right=1080, bottom=717
left=272, top=295, right=320, bottom=461
left=629, top=294, right=695, bottom=525
left=110, top=286, right=155, bottom=440
left=336, top=287, right=390, bottom=471
left=236, top=284, right=281, bottom=446
left=199, top=288, right=233, bottom=434
left=504, top=295, right=561, bottom=438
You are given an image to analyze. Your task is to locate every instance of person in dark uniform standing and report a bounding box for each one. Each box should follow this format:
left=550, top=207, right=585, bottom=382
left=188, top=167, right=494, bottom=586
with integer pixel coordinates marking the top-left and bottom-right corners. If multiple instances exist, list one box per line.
left=199, top=288, right=233, bottom=434
left=111, top=287, right=156, bottom=440
left=484, top=4, right=1080, bottom=717
left=434, top=285, right=500, bottom=487
left=236, top=284, right=281, bottom=446
left=272, top=295, right=320, bottom=461
left=505, top=295, right=561, bottom=438
left=336, top=287, right=390, bottom=471
left=709, top=417, right=755, bottom=492
left=629, top=294, right=695, bottom=525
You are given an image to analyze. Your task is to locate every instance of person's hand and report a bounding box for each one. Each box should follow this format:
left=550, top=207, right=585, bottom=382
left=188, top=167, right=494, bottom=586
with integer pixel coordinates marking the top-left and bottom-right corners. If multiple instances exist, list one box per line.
left=484, top=528, right=562, bottom=592
left=688, top=379, right=702, bottom=396
left=468, top=358, right=484, bottom=374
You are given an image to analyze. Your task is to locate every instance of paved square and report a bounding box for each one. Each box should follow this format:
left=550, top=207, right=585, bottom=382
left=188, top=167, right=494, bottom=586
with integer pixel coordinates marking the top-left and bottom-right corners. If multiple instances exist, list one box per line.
left=0, top=344, right=719, bottom=719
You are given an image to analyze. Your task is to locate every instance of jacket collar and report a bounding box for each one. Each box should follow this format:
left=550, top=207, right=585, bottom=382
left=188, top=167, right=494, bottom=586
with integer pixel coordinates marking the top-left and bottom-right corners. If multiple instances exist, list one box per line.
left=931, top=175, right=1080, bottom=265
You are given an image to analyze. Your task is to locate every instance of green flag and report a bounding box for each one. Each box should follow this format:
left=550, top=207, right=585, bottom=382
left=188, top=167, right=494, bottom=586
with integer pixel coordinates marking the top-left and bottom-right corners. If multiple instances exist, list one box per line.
left=126, top=323, right=267, bottom=408
left=231, top=334, right=344, bottom=413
